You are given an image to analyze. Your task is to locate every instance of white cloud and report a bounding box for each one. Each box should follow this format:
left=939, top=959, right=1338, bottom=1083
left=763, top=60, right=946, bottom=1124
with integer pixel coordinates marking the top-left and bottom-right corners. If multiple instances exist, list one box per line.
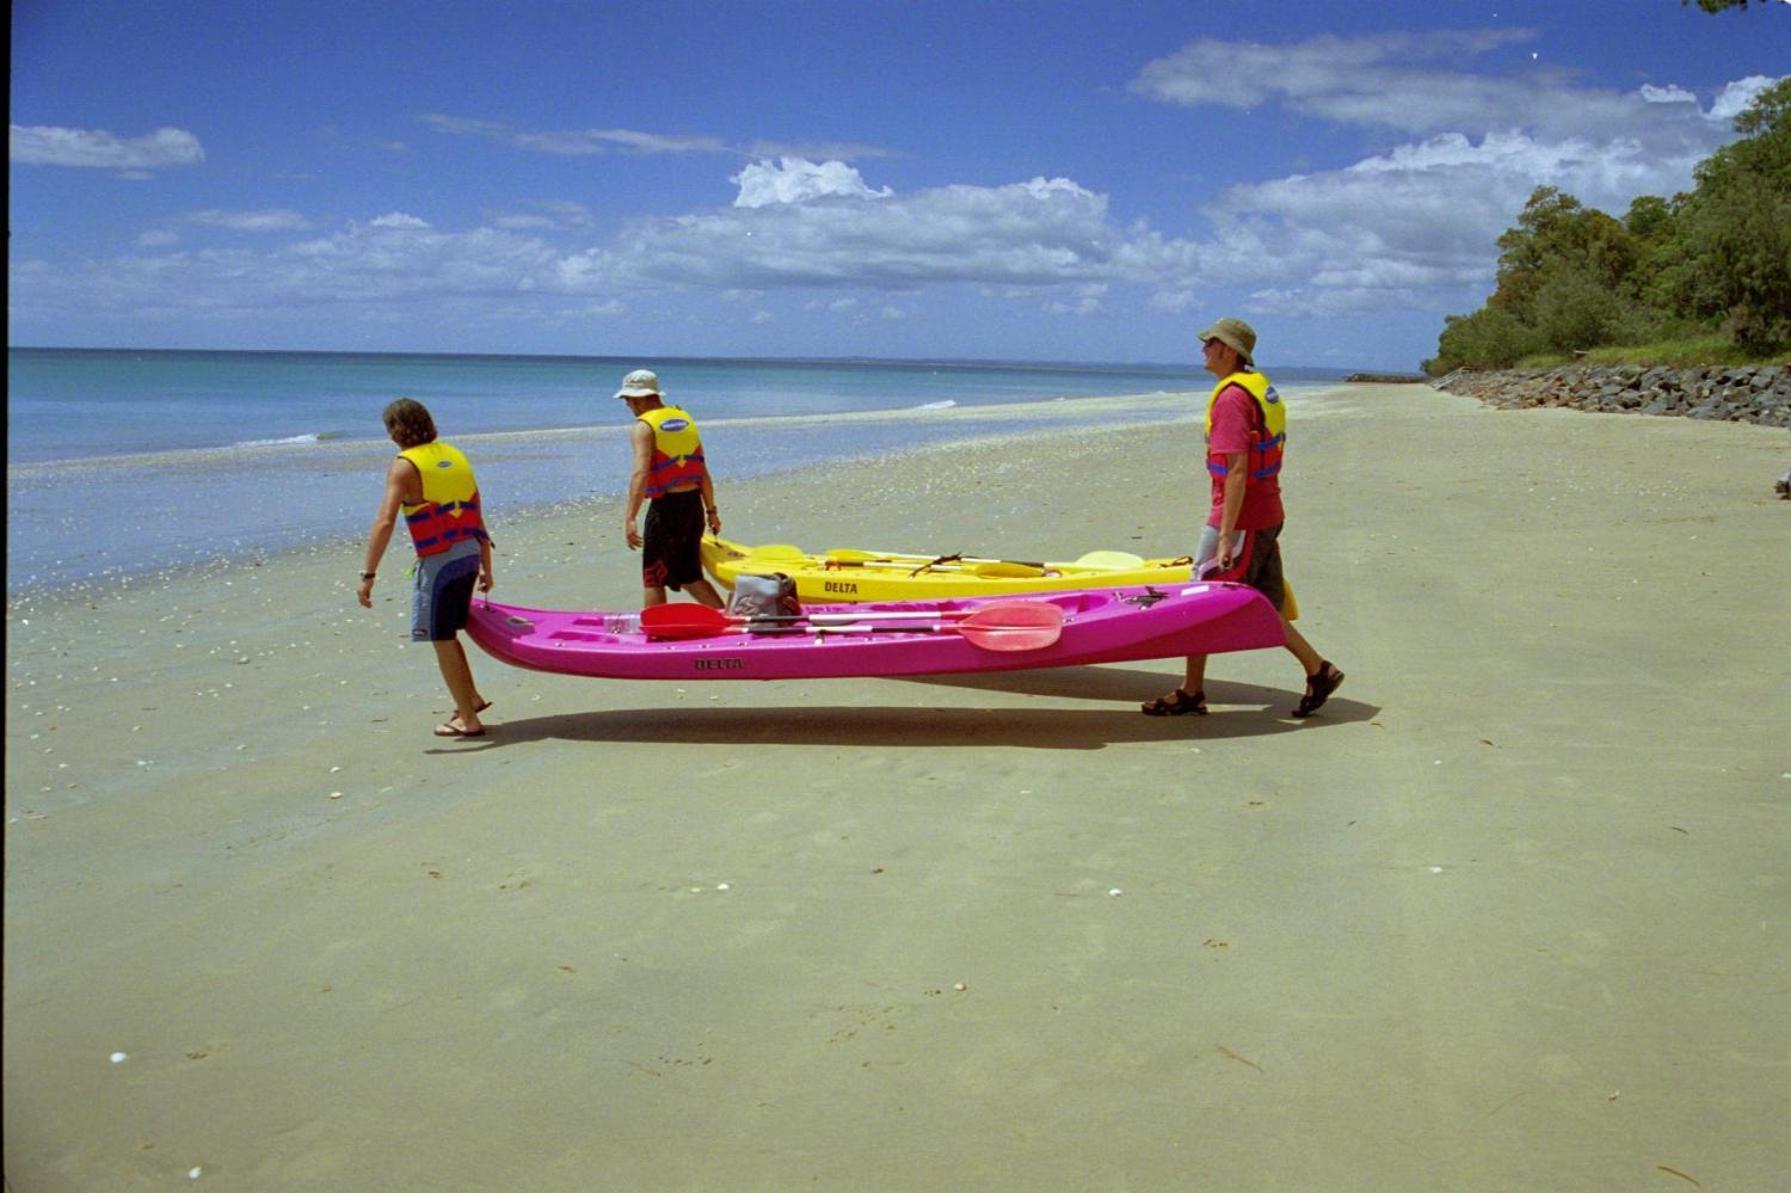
left=1128, top=35, right=1783, bottom=316
left=421, top=113, right=725, bottom=155
left=136, top=229, right=179, bottom=248
left=186, top=209, right=311, bottom=232
left=420, top=115, right=901, bottom=164
left=12, top=219, right=572, bottom=326
left=1180, top=124, right=1703, bottom=317
left=1131, top=31, right=1543, bottom=134
left=1708, top=75, right=1780, bottom=122
left=490, top=200, right=592, bottom=231
left=1129, top=33, right=1777, bottom=144
left=743, top=139, right=896, bottom=161
left=732, top=158, right=894, bottom=207
left=15, top=47, right=1778, bottom=343
left=590, top=163, right=1201, bottom=291
left=11, top=124, right=204, bottom=169
left=1225, top=119, right=1708, bottom=245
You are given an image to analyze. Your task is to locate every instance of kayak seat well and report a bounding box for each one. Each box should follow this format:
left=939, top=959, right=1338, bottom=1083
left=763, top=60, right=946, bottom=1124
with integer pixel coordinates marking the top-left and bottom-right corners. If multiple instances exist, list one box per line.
left=1074, top=550, right=1147, bottom=570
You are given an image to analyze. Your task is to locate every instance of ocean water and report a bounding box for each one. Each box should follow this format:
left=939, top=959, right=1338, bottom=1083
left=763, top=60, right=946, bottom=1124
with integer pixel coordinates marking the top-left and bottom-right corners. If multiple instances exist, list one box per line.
left=6, top=349, right=1347, bottom=592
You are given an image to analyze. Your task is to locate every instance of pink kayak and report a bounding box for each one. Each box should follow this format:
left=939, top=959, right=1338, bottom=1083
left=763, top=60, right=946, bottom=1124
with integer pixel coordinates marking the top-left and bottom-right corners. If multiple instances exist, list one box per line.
left=465, top=583, right=1286, bottom=681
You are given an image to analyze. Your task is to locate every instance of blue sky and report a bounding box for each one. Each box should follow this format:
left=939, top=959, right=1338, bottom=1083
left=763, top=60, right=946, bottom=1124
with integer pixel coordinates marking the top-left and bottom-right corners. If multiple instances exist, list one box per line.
left=9, top=1, right=1788, bottom=370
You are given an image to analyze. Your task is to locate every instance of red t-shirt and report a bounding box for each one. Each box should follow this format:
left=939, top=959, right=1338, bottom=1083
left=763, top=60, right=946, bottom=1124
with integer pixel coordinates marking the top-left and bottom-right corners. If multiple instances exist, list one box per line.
left=1206, top=383, right=1284, bottom=530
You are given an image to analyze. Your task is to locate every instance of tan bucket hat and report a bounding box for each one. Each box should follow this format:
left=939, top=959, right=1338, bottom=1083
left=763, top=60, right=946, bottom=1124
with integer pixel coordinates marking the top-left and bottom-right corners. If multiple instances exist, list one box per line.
left=614, top=368, right=662, bottom=399
left=1197, top=317, right=1256, bottom=365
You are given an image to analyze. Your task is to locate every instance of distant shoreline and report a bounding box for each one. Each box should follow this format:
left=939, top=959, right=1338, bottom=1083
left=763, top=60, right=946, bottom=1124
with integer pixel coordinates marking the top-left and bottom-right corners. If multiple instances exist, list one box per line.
left=6, top=343, right=1363, bottom=378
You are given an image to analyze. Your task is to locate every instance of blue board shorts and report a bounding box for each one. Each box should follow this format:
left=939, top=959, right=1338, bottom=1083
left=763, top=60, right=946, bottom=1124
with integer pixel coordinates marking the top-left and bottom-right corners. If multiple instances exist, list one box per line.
left=411, top=539, right=483, bottom=642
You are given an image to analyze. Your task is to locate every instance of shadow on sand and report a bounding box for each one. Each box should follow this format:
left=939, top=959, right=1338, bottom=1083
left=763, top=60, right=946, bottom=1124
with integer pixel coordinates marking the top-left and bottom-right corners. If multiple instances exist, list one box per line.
left=463, top=665, right=1373, bottom=752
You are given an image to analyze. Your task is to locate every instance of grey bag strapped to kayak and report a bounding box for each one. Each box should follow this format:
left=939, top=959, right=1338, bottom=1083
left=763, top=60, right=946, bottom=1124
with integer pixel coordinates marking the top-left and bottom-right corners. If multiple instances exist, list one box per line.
left=728, top=572, right=802, bottom=620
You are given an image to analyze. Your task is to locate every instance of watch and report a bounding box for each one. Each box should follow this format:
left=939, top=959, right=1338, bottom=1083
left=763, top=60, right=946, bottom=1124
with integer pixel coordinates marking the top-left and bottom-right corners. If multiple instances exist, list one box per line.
left=359, top=571, right=377, bottom=580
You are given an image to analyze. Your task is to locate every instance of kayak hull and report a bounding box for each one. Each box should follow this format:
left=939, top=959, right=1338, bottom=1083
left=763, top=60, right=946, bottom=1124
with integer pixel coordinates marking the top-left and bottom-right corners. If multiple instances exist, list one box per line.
left=700, top=535, right=1195, bottom=603
left=465, top=584, right=1286, bottom=681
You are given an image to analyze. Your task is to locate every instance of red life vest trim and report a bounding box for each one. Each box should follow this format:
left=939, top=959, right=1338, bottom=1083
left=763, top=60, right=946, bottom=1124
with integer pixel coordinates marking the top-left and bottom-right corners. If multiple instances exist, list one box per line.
left=397, top=441, right=489, bottom=557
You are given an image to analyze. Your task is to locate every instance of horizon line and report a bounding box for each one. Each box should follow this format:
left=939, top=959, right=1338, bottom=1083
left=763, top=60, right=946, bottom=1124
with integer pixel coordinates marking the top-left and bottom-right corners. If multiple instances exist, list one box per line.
left=6, top=344, right=1361, bottom=374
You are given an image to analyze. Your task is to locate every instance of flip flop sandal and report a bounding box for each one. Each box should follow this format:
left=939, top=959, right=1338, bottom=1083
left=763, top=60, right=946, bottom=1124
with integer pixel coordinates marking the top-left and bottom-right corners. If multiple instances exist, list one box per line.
left=434, top=721, right=486, bottom=738
left=1142, top=688, right=1207, bottom=716
left=1292, top=662, right=1345, bottom=718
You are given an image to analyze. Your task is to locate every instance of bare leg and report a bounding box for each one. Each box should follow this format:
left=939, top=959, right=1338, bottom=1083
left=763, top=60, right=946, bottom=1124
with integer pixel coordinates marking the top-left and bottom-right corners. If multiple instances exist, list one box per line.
left=432, top=639, right=484, bottom=731
left=1160, top=610, right=1321, bottom=713
left=641, top=584, right=669, bottom=607
left=683, top=578, right=725, bottom=609
left=1283, top=615, right=1345, bottom=716
left=1281, top=615, right=1323, bottom=676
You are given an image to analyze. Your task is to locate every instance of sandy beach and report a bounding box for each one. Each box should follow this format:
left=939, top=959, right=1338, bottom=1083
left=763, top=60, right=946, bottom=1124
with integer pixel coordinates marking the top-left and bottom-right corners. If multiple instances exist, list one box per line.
left=5, top=383, right=1787, bottom=1189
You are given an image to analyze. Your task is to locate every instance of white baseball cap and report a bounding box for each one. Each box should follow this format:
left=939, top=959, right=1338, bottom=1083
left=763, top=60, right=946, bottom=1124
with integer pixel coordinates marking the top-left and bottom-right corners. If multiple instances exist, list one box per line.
left=614, top=368, right=662, bottom=399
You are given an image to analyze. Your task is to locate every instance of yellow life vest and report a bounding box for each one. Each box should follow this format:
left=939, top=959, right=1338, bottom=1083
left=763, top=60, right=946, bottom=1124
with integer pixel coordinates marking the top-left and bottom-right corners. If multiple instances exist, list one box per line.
left=1204, top=370, right=1287, bottom=480
left=398, top=441, right=487, bottom=556
left=639, top=404, right=708, bottom=497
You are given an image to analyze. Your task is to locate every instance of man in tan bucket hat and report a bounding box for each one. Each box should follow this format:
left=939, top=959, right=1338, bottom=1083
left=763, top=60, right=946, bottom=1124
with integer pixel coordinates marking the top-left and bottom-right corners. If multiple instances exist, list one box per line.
left=1141, top=317, right=1346, bottom=719
left=1199, top=316, right=1258, bottom=365
left=615, top=368, right=725, bottom=609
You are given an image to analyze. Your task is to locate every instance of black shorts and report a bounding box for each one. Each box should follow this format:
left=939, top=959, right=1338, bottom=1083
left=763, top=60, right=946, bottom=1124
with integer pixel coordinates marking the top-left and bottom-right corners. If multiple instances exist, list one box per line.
left=1200, top=523, right=1286, bottom=613
left=642, top=489, right=706, bottom=591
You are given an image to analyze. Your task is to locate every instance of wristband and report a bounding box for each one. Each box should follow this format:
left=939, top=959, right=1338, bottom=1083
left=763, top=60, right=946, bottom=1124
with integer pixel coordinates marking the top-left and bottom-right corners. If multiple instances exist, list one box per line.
left=359, top=571, right=377, bottom=580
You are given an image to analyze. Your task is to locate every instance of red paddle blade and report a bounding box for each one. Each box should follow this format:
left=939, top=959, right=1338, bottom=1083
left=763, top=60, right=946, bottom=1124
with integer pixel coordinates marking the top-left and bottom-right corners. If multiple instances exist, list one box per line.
left=956, top=601, right=1064, bottom=651
left=640, top=604, right=733, bottom=639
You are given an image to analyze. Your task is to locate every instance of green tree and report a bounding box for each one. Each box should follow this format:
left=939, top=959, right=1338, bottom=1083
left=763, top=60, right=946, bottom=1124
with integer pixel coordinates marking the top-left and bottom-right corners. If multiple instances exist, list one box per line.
left=1622, top=193, right=1681, bottom=312
left=1530, top=269, right=1632, bottom=353
left=1425, top=305, right=1540, bottom=372
left=1492, top=187, right=1638, bottom=318
left=1671, top=77, right=1791, bottom=348
left=1434, top=78, right=1791, bottom=367
left=1623, top=194, right=1676, bottom=245
left=1491, top=187, right=1579, bottom=315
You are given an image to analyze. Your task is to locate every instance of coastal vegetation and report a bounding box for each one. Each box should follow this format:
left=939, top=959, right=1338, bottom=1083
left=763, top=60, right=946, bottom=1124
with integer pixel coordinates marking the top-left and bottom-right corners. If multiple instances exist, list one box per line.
left=1425, top=77, right=1791, bottom=373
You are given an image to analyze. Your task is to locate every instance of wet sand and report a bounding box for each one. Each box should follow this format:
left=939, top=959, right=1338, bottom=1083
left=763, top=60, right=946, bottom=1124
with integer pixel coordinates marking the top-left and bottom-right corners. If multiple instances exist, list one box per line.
left=5, top=384, right=1788, bottom=1188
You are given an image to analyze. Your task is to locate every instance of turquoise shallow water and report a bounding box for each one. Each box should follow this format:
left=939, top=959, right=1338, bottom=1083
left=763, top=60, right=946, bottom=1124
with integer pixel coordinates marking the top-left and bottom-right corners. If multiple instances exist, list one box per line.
left=5, top=349, right=1347, bottom=592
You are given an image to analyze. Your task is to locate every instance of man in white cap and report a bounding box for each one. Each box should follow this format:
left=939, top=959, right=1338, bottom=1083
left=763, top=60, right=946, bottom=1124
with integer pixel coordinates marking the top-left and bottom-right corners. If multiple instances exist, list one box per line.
left=1142, top=317, right=1346, bottom=718
left=615, top=368, right=725, bottom=609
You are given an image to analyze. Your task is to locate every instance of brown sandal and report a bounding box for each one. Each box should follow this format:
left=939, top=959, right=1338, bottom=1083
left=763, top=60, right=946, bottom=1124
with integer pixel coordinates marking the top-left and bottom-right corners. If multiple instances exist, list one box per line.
left=1142, top=688, right=1207, bottom=716
left=1292, top=662, right=1345, bottom=717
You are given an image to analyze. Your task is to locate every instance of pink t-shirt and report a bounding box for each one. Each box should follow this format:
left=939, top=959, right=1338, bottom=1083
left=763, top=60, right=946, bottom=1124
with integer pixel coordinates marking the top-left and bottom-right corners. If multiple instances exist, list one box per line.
left=1206, top=383, right=1284, bottom=530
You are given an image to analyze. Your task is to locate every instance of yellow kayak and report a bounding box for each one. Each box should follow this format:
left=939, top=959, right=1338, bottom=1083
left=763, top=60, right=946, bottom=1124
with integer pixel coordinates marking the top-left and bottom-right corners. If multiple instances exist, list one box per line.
left=700, top=535, right=1198, bottom=603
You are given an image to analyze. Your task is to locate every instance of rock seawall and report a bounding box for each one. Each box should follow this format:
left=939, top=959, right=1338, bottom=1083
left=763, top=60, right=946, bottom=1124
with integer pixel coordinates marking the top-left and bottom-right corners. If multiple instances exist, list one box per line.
left=1431, top=364, right=1790, bottom=429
